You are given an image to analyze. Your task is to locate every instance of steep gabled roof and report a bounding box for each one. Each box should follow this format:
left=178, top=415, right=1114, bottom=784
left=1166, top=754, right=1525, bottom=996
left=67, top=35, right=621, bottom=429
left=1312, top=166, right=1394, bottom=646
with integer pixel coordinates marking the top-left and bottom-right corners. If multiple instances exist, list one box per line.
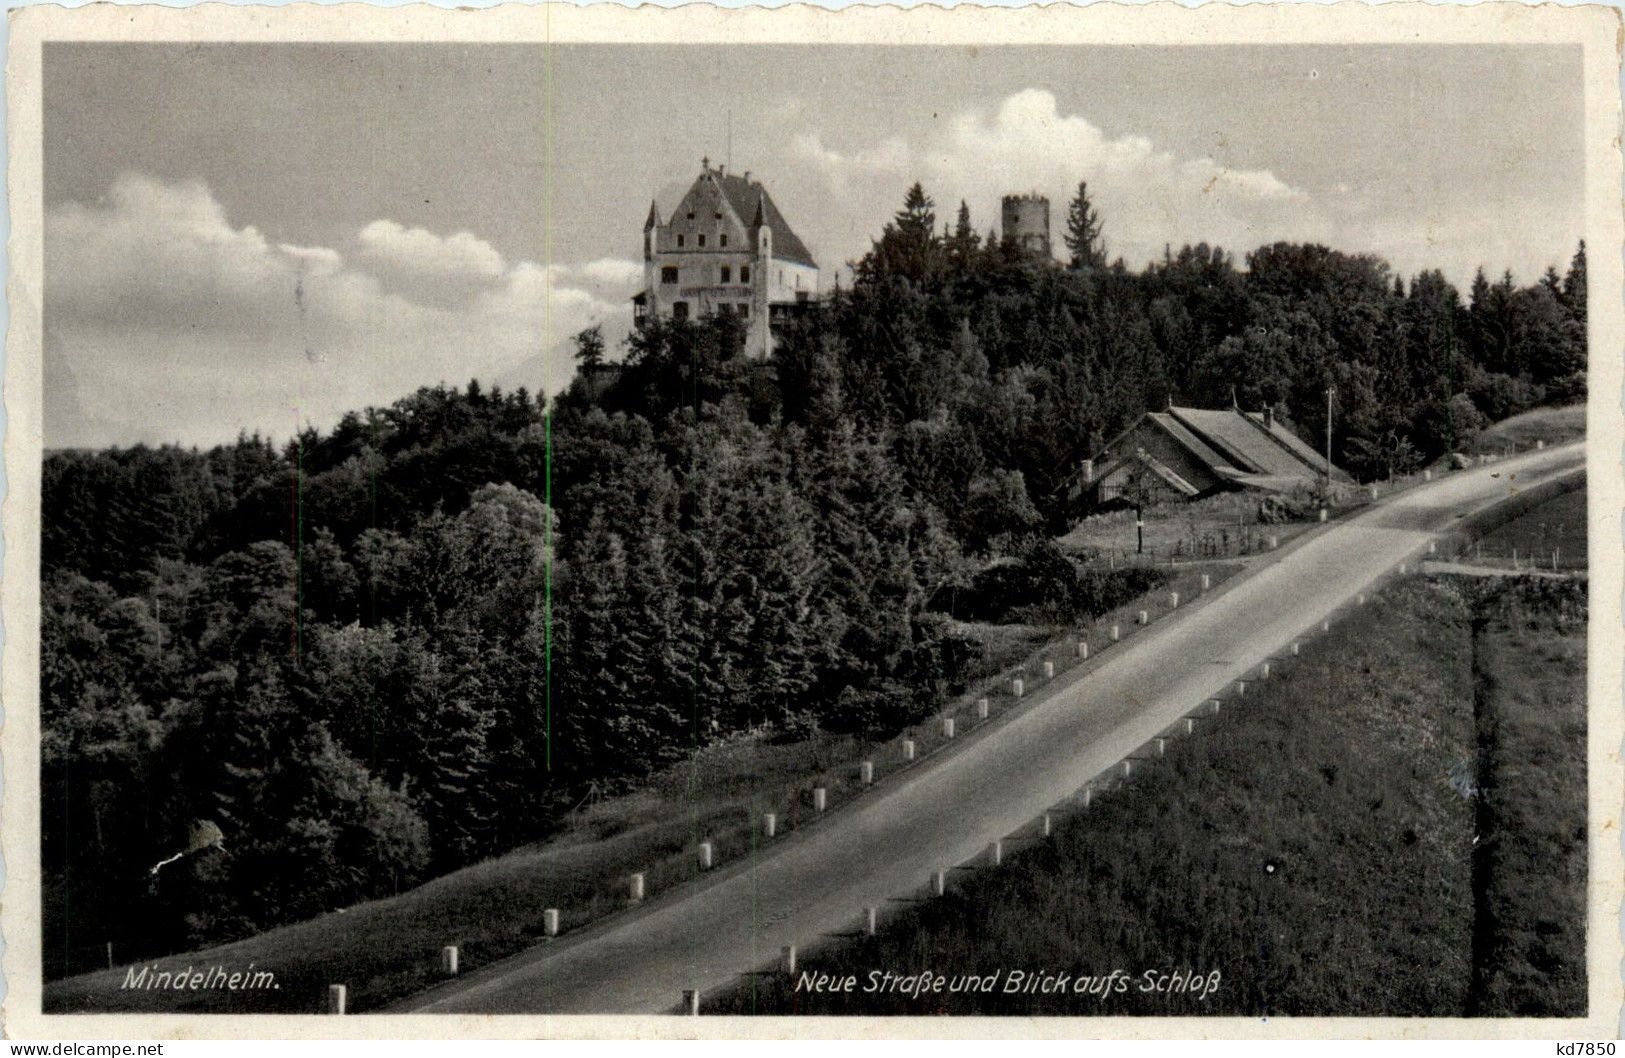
left=712, top=171, right=818, bottom=269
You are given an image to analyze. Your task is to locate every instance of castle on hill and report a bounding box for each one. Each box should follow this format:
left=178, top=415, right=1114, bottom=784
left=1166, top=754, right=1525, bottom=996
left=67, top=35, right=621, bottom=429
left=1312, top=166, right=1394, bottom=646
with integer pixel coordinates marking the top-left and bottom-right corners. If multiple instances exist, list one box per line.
left=633, top=161, right=1058, bottom=357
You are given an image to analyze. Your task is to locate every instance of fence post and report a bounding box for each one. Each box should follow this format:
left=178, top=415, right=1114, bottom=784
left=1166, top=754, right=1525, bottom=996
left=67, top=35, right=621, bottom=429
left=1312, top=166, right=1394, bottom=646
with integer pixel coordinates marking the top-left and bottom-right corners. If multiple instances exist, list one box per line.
left=326, top=984, right=347, bottom=1015
left=942, top=717, right=956, bottom=739
left=865, top=906, right=879, bottom=936
left=1076, top=640, right=1089, bottom=660
left=860, top=760, right=874, bottom=786
left=782, top=945, right=797, bottom=975
left=933, top=869, right=947, bottom=897
left=698, top=841, right=714, bottom=870
left=763, top=812, right=778, bottom=839
left=1201, top=573, right=1211, bottom=591
left=1110, top=625, right=1121, bottom=642
left=682, top=989, right=701, bottom=1015
left=1042, top=661, right=1055, bottom=679
left=813, top=787, right=828, bottom=812
left=629, top=872, right=645, bottom=903
left=1010, top=677, right=1025, bottom=698
left=1169, top=592, right=1180, bottom=609
left=441, top=945, right=459, bottom=976
left=988, top=840, right=1003, bottom=867
left=544, top=908, right=561, bottom=937
left=1137, top=609, right=1149, bottom=625
left=902, top=739, right=916, bottom=762
left=976, top=697, right=990, bottom=719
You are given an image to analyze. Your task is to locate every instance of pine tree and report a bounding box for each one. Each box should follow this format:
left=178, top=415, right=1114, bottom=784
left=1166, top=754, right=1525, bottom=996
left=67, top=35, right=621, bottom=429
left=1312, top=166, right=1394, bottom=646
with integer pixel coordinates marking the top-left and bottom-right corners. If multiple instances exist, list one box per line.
left=1063, top=180, right=1106, bottom=270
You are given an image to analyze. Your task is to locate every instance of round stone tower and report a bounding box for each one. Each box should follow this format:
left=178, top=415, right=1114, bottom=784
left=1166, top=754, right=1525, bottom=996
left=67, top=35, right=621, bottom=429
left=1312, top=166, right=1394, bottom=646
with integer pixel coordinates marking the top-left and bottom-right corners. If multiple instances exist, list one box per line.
left=1001, top=193, right=1051, bottom=261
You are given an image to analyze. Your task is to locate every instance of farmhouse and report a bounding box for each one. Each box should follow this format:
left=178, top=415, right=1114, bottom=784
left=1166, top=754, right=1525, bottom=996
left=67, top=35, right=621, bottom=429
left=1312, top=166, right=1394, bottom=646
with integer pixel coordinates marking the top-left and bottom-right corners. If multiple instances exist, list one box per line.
left=633, top=159, right=819, bottom=358
left=1079, top=405, right=1354, bottom=505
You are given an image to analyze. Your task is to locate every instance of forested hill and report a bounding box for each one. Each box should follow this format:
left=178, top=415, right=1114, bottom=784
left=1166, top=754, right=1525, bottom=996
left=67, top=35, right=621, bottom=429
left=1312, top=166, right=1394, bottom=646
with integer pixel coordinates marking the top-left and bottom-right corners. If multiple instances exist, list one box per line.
left=40, top=183, right=1586, bottom=977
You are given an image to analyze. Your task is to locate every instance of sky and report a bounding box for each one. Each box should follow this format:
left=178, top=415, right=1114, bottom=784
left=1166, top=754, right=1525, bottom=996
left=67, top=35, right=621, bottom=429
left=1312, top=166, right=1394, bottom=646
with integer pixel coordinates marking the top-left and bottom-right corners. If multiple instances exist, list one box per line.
left=42, top=42, right=1585, bottom=449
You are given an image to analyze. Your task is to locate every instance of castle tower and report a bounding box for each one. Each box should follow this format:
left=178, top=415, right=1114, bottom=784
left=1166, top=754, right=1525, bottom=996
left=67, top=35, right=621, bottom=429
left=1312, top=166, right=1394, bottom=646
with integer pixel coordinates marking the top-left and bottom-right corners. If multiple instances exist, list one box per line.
left=1001, top=193, right=1051, bottom=261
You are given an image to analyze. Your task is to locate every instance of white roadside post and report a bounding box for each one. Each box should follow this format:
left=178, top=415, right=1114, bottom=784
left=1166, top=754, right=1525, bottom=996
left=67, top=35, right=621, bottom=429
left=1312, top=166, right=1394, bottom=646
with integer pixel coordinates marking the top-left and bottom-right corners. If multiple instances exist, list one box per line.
left=860, top=761, right=874, bottom=786
left=902, top=739, right=916, bottom=762
left=543, top=908, right=561, bottom=937
left=1076, top=639, right=1089, bottom=660
left=813, top=787, right=828, bottom=812
left=1010, top=677, right=1025, bottom=698
left=763, top=812, right=777, bottom=839
left=629, top=872, right=646, bottom=904
left=976, top=697, right=990, bottom=720
left=864, top=907, right=879, bottom=936
left=682, top=990, right=701, bottom=1015
left=781, top=945, right=797, bottom=976
left=698, top=841, right=714, bottom=870
left=326, top=984, right=347, bottom=1015
left=942, top=717, right=956, bottom=739
left=1042, top=661, right=1055, bottom=679
left=441, top=945, right=459, bottom=976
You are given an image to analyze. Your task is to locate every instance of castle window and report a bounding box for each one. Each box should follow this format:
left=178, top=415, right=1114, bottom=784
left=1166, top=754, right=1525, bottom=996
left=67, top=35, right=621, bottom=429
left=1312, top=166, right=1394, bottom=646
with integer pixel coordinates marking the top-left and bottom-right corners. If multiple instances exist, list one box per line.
left=720, top=233, right=728, bottom=248
left=698, top=234, right=707, bottom=248
left=740, top=266, right=750, bottom=283
left=677, top=234, right=685, bottom=248
left=720, top=265, right=731, bottom=283
left=673, top=301, right=689, bottom=320
left=661, top=266, right=679, bottom=285
left=687, top=212, right=695, bottom=220
left=737, top=303, right=750, bottom=318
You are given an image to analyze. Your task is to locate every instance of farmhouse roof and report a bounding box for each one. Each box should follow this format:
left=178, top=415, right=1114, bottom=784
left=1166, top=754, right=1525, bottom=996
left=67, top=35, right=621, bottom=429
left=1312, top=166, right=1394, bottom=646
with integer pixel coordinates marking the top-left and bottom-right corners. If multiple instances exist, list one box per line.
left=1092, top=404, right=1352, bottom=495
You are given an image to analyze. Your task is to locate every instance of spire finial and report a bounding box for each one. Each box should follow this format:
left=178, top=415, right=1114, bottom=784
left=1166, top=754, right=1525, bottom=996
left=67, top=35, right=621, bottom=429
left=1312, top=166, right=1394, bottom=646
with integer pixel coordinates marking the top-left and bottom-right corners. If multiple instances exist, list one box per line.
left=702, top=155, right=710, bottom=172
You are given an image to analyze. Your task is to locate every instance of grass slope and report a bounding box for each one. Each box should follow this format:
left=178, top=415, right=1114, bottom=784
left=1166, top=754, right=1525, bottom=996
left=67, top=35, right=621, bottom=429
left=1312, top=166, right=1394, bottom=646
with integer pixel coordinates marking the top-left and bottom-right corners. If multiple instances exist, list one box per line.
left=1469, top=577, right=1588, bottom=1016
left=710, top=576, right=1588, bottom=1017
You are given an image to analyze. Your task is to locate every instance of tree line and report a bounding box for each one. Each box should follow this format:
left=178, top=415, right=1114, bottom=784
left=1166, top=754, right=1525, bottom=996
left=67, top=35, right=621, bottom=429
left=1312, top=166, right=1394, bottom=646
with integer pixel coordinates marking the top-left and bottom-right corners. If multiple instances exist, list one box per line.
left=40, top=180, right=1584, bottom=976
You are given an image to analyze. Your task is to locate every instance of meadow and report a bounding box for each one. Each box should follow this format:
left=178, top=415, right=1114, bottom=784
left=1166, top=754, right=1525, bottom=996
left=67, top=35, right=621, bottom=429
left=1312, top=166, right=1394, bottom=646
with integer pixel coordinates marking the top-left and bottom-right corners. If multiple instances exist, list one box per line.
left=708, top=572, right=1588, bottom=1017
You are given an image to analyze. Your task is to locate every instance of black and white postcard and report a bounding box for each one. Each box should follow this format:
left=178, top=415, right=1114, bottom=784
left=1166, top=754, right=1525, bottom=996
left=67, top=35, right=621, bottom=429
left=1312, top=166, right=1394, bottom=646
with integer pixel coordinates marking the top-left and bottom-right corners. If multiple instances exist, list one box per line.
left=3, top=1, right=1620, bottom=1040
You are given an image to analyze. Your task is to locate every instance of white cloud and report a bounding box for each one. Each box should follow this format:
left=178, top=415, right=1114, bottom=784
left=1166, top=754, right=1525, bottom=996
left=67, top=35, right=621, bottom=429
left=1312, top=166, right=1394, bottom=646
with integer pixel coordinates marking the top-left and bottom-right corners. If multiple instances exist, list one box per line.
left=45, top=173, right=629, bottom=448
left=579, top=257, right=645, bottom=287
left=783, top=88, right=1327, bottom=273
left=357, top=219, right=506, bottom=278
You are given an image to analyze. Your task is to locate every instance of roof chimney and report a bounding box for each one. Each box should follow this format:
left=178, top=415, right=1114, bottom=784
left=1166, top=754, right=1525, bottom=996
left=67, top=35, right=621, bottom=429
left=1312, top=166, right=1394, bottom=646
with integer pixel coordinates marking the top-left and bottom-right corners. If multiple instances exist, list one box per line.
left=743, top=171, right=751, bottom=184
left=1263, top=406, right=1275, bottom=429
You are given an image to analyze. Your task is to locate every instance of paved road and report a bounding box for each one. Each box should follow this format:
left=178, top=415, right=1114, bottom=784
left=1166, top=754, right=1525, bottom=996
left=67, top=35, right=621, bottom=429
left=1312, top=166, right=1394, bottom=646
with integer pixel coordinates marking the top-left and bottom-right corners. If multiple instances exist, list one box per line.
left=405, top=443, right=1585, bottom=1015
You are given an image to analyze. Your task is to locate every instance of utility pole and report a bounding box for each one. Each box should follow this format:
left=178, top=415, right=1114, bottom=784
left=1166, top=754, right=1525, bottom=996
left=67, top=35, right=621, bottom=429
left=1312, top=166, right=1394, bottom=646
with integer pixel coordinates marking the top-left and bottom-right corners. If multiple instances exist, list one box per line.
left=1325, top=386, right=1335, bottom=497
